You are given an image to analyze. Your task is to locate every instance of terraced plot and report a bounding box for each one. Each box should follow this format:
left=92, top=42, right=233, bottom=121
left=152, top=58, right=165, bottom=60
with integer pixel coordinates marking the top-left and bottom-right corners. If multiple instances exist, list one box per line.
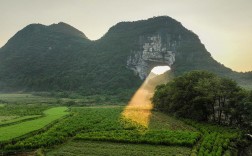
left=0, top=115, right=41, bottom=126
left=0, top=105, right=241, bottom=155
left=0, top=116, right=17, bottom=122
left=46, top=141, right=192, bottom=156
left=0, top=107, right=68, bottom=141
left=2, top=107, right=198, bottom=151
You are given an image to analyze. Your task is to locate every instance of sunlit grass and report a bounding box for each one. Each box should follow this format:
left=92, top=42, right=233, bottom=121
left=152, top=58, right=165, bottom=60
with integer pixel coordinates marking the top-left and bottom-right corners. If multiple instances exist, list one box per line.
left=122, top=88, right=153, bottom=128
left=122, top=66, right=170, bottom=128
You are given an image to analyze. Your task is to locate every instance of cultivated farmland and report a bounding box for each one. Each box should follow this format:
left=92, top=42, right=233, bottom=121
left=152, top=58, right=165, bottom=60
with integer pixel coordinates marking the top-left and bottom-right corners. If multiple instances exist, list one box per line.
left=0, top=94, right=246, bottom=155
left=0, top=107, right=68, bottom=141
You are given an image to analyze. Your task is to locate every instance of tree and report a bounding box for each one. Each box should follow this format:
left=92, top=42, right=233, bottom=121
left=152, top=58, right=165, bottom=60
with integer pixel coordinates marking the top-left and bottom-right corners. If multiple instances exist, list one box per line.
left=153, top=71, right=217, bottom=121
left=152, top=70, right=252, bottom=128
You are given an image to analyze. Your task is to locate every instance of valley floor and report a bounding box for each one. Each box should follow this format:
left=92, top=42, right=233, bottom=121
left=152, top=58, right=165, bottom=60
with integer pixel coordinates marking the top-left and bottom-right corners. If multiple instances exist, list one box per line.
left=0, top=93, right=245, bottom=156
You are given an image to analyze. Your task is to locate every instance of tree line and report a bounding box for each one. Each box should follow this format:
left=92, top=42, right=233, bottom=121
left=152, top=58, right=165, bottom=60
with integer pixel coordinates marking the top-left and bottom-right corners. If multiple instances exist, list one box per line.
left=152, top=71, right=252, bottom=130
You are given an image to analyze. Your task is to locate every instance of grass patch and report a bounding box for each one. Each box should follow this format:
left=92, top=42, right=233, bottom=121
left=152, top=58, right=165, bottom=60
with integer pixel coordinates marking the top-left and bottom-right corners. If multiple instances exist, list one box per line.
left=46, top=140, right=192, bottom=156
left=0, top=94, right=56, bottom=105
left=149, top=111, right=196, bottom=131
left=0, top=115, right=41, bottom=127
left=0, top=116, right=17, bottom=122
left=0, top=107, right=68, bottom=142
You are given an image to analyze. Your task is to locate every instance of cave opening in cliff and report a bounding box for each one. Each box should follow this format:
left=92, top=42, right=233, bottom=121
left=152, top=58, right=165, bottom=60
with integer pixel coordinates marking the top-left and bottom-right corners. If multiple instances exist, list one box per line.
left=121, top=65, right=171, bottom=128
left=151, top=66, right=171, bottom=75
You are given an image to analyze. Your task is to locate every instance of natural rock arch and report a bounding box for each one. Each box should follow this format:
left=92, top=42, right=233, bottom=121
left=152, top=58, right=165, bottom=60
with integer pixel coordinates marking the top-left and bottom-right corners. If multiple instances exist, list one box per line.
left=126, top=34, right=178, bottom=80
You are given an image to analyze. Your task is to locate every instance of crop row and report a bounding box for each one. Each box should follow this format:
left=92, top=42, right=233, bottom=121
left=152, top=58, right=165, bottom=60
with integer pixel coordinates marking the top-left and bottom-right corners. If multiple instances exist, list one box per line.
left=0, top=115, right=41, bottom=127
left=2, top=107, right=201, bottom=152
left=2, top=107, right=131, bottom=151
left=75, top=130, right=200, bottom=147
left=0, top=104, right=49, bottom=116
left=185, top=120, right=242, bottom=156
left=0, top=107, right=68, bottom=142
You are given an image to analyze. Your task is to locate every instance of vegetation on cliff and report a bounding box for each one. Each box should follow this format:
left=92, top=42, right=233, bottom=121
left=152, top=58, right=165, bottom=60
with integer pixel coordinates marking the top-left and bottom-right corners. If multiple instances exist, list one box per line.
left=0, top=16, right=251, bottom=96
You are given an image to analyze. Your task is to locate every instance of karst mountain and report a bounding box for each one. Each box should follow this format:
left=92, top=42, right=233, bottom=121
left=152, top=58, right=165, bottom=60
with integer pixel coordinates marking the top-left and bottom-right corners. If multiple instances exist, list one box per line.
left=0, top=16, right=251, bottom=94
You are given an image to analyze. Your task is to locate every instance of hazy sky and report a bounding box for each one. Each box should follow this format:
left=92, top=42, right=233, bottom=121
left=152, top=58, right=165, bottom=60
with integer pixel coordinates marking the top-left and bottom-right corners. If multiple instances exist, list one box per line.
left=1, top=0, right=252, bottom=72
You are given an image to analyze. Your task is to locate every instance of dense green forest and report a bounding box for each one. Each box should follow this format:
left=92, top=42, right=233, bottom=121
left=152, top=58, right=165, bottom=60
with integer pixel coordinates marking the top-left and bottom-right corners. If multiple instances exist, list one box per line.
left=152, top=71, right=252, bottom=131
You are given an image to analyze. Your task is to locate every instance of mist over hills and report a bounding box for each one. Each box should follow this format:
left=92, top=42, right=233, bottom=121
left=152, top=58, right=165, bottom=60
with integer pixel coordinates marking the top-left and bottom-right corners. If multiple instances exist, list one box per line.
left=0, top=16, right=251, bottom=95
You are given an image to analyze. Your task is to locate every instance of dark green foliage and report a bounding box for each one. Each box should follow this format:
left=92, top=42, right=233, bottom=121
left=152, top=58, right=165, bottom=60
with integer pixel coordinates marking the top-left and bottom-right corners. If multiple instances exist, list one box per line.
left=152, top=71, right=217, bottom=121
left=152, top=70, right=251, bottom=155
left=152, top=70, right=252, bottom=128
left=0, top=22, right=141, bottom=96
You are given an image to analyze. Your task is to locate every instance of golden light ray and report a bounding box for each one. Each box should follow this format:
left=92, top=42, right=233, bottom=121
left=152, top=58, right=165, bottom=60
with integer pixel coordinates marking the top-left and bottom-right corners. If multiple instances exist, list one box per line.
left=121, top=66, right=170, bottom=128
left=122, top=86, right=153, bottom=128
left=151, top=66, right=171, bottom=75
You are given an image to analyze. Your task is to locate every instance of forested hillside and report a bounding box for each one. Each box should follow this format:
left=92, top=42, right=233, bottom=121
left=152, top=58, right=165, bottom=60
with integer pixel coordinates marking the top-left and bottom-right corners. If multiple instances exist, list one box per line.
left=0, top=16, right=251, bottom=95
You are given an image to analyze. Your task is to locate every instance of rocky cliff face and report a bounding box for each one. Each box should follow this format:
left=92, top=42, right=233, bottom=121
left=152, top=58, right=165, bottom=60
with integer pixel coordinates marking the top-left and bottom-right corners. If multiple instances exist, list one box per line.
left=127, top=34, right=178, bottom=79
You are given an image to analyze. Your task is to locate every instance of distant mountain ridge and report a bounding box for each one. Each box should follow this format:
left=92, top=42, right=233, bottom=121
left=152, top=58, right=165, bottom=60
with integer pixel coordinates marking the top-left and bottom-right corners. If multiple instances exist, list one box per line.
left=0, top=16, right=251, bottom=94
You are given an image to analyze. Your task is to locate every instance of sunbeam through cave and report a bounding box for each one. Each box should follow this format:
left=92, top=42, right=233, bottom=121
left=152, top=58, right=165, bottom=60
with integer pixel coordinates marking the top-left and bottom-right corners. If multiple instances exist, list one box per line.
left=121, top=66, right=171, bottom=128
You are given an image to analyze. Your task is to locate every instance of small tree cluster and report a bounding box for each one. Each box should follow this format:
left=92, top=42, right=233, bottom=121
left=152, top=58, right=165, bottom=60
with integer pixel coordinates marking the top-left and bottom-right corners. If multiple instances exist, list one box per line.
left=152, top=71, right=252, bottom=128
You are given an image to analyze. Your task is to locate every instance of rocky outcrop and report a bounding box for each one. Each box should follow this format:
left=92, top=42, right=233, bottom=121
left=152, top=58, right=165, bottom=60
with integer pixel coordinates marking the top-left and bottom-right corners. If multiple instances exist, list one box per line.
left=127, top=34, right=177, bottom=79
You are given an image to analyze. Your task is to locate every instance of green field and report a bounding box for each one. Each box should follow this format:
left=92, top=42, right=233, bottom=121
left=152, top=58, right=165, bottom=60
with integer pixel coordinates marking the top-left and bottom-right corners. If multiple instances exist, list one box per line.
left=0, top=107, right=68, bottom=141
left=0, top=94, right=56, bottom=104
left=0, top=93, right=245, bottom=155
left=0, top=93, right=127, bottom=106
left=184, top=120, right=242, bottom=156
left=2, top=106, right=199, bottom=151
left=149, top=112, right=197, bottom=131
left=75, top=130, right=200, bottom=147
left=0, top=116, right=17, bottom=122
left=0, top=115, right=41, bottom=126
left=46, top=141, right=192, bottom=156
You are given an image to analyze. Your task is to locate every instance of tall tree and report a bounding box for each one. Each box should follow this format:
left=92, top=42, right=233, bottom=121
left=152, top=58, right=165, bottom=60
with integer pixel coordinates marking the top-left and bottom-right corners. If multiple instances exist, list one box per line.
left=152, top=70, right=252, bottom=128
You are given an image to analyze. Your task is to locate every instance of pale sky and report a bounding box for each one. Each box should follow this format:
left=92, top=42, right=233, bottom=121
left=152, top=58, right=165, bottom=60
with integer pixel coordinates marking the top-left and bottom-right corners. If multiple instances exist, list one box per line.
left=0, top=0, right=252, bottom=72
